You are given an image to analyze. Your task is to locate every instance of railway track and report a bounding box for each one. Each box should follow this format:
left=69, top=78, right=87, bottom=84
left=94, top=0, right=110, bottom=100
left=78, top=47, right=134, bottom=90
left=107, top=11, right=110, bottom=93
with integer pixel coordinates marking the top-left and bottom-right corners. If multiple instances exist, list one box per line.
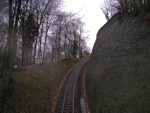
left=55, top=59, right=89, bottom=113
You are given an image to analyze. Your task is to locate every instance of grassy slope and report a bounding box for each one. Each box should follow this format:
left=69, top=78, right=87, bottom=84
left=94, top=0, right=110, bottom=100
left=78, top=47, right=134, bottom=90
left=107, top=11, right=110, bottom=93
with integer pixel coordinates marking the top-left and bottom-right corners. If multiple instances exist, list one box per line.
left=6, top=58, right=79, bottom=113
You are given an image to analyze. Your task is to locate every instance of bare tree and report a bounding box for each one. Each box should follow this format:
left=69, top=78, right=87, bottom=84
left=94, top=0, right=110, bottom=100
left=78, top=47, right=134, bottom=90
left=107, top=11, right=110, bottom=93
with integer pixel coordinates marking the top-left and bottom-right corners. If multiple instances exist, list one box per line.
left=102, top=0, right=150, bottom=20
left=47, top=11, right=89, bottom=60
left=101, top=0, right=119, bottom=20
left=101, top=0, right=111, bottom=21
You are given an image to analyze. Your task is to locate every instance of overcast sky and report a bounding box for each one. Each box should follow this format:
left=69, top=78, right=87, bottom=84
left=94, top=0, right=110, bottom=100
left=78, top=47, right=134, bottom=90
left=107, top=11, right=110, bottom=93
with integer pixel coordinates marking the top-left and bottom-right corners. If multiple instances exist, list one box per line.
left=62, top=0, right=107, bottom=50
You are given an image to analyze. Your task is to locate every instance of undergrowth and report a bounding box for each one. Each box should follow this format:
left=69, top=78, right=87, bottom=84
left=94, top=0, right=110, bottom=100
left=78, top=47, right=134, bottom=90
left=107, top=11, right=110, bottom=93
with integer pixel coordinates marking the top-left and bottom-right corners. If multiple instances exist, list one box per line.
left=4, top=58, right=78, bottom=113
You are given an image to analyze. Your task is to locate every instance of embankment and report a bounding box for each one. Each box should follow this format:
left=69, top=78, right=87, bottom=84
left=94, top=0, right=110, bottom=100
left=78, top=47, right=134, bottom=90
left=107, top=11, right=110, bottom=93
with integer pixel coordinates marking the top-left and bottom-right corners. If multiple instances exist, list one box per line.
left=86, top=15, right=150, bottom=113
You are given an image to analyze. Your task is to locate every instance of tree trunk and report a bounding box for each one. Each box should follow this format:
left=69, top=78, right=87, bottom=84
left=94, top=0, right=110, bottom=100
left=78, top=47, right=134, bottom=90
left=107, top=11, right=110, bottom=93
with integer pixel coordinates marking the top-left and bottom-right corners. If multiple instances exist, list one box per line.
left=2, top=0, right=22, bottom=112
left=64, top=35, right=67, bottom=58
left=33, top=38, right=37, bottom=64
left=57, top=27, right=62, bottom=60
left=38, top=22, right=44, bottom=63
left=42, top=17, right=49, bottom=63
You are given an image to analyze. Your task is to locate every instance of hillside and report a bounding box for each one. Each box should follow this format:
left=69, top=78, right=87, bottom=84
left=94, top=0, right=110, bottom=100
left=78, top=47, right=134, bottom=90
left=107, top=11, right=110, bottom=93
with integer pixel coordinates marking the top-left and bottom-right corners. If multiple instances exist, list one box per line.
left=3, top=58, right=79, bottom=113
left=86, top=14, right=150, bottom=113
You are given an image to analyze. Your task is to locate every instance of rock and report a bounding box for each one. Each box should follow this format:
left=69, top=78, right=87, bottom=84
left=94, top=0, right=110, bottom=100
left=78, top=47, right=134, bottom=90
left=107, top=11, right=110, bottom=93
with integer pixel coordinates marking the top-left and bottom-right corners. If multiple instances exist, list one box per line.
left=86, top=15, right=150, bottom=113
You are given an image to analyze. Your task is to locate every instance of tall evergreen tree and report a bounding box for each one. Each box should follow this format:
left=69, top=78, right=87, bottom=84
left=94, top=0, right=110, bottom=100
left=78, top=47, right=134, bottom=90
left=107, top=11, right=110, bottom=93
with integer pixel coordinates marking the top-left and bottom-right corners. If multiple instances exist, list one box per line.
left=22, top=13, right=38, bottom=65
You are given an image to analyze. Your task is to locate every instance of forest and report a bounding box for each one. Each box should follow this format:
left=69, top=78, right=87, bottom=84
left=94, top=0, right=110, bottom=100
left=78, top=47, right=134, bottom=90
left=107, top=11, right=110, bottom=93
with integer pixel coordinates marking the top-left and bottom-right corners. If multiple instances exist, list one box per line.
left=0, top=0, right=89, bottom=66
left=0, top=0, right=89, bottom=112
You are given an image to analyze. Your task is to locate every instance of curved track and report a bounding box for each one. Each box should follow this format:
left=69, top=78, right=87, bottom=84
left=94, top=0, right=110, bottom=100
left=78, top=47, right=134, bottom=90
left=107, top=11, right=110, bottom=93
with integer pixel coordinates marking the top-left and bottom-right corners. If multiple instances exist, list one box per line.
left=56, top=59, right=89, bottom=113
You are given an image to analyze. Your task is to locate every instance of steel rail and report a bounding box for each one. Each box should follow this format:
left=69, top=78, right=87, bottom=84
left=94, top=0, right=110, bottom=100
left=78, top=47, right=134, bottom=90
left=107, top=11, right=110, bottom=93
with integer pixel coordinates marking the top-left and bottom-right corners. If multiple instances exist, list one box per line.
left=57, top=59, right=89, bottom=113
